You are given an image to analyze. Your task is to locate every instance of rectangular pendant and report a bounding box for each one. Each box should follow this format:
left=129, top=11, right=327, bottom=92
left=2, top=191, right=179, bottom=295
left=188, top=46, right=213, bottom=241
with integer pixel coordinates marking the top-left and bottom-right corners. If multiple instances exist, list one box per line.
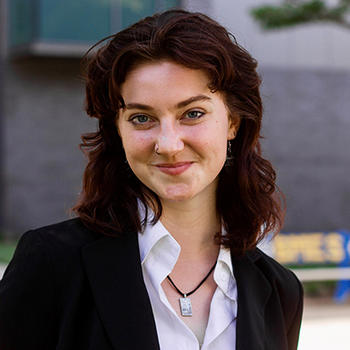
left=179, top=297, right=192, bottom=317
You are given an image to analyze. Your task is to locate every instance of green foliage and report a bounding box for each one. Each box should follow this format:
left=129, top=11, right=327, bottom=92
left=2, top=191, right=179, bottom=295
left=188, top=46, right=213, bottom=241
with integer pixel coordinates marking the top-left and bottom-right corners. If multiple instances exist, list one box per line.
left=0, top=242, right=16, bottom=264
left=251, top=0, right=350, bottom=30
left=286, top=264, right=342, bottom=297
left=252, top=1, right=325, bottom=29
left=303, top=280, right=336, bottom=297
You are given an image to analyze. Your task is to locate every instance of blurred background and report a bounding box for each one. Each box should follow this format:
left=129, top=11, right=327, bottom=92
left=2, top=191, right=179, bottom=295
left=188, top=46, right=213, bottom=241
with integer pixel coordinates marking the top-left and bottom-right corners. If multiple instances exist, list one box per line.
left=0, top=0, right=349, bottom=348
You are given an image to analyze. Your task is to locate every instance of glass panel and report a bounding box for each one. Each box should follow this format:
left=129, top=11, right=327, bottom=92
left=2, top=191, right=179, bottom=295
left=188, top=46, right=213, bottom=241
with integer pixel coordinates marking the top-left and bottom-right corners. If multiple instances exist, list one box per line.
left=8, top=0, right=181, bottom=51
left=164, top=0, right=179, bottom=9
left=8, top=0, right=36, bottom=47
left=121, top=0, right=155, bottom=29
left=38, top=0, right=111, bottom=43
left=120, top=0, right=180, bottom=29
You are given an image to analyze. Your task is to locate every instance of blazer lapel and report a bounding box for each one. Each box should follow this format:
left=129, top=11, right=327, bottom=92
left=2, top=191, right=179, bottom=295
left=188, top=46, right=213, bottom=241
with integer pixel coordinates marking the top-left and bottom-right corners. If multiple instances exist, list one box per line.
left=81, top=233, right=160, bottom=350
left=232, top=250, right=272, bottom=350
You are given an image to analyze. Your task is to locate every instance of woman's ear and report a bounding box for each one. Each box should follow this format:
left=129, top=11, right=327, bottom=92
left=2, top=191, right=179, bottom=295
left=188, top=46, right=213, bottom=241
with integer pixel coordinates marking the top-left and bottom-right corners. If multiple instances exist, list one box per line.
left=228, top=115, right=241, bottom=140
left=115, top=112, right=121, bottom=138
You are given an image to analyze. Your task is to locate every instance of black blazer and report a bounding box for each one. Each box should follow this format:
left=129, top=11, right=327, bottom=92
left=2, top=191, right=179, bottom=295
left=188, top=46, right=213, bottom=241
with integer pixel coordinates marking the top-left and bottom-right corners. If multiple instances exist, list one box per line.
left=0, top=218, right=303, bottom=350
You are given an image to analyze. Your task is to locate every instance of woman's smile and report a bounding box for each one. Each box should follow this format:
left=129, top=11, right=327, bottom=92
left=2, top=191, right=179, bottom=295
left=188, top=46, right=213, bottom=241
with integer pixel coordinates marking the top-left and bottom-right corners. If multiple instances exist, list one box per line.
left=154, top=162, right=193, bottom=175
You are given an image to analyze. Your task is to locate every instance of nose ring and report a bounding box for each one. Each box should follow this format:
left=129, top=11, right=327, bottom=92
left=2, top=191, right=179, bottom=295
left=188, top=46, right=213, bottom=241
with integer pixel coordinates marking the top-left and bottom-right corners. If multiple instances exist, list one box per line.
left=154, top=144, right=160, bottom=155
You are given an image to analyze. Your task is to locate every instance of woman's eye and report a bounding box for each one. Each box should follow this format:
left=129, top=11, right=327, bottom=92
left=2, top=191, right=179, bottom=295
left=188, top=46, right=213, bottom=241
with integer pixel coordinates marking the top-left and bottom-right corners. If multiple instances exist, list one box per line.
left=185, top=110, right=204, bottom=119
left=129, top=114, right=150, bottom=124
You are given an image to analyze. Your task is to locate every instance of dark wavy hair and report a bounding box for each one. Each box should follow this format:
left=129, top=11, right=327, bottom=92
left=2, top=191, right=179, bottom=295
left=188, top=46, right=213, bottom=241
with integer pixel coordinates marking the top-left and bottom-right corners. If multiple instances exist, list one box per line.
left=73, top=9, right=284, bottom=256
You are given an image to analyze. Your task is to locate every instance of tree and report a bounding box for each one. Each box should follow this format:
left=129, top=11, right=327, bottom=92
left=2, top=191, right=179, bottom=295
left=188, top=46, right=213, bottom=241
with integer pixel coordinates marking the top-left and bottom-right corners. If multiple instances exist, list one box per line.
left=251, top=0, right=350, bottom=30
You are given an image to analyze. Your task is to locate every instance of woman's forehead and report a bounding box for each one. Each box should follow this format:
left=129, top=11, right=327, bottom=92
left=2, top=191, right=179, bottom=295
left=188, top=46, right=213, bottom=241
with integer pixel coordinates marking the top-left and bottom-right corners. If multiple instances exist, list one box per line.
left=120, top=60, right=212, bottom=102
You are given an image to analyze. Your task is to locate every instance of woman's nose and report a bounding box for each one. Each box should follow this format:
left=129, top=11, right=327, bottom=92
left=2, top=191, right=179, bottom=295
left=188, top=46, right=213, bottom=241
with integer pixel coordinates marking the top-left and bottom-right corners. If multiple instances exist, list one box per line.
left=155, top=123, right=184, bottom=156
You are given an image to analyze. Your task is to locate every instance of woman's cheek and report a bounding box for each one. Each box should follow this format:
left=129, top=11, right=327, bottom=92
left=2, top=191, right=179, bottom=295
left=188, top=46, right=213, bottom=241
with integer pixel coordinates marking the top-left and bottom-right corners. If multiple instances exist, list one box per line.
left=129, top=132, right=154, bottom=154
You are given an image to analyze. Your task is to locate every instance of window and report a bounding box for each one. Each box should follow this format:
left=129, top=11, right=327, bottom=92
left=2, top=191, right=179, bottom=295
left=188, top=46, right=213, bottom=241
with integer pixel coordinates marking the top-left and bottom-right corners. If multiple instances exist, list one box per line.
left=8, top=0, right=180, bottom=56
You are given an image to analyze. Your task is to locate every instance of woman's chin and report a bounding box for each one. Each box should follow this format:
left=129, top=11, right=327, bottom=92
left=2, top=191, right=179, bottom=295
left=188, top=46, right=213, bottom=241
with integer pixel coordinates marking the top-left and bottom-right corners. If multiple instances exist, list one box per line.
left=160, top=184, right=195, bottom=202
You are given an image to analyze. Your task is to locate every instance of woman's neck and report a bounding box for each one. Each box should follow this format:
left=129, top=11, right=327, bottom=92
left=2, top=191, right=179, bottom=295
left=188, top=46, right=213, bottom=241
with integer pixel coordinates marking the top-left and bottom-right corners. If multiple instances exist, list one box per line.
left=159, top=192, right=220, bottom=262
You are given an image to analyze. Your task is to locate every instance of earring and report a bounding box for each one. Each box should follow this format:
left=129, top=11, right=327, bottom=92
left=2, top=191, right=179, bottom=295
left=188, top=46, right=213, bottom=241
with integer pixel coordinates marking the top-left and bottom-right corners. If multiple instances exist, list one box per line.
left=226, top=140, right=234, bottom=164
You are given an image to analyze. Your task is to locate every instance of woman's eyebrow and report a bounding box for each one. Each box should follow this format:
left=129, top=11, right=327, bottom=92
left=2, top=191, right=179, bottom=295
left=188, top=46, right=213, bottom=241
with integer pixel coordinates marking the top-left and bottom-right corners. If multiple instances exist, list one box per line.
left=123, top=103, right=153, bottom=111
left=123, top=94, right=212, bottom=111
left=176, top=94, right=212, bottom=108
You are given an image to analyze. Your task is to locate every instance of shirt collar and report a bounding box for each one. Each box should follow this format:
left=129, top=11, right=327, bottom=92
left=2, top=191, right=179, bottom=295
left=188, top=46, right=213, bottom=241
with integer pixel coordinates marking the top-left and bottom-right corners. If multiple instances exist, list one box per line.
left=214, top=247, right=237, bottom=301
left=138, top=202, right=236, bottom=301
left=138, top=215, right=174, bottom=264
left=138, top=215, right=181, bottom=298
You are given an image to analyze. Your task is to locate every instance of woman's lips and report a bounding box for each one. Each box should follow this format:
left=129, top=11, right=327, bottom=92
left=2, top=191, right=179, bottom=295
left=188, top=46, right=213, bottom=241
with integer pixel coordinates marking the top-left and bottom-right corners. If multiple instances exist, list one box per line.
left=155, top=162, right=192, bottom=175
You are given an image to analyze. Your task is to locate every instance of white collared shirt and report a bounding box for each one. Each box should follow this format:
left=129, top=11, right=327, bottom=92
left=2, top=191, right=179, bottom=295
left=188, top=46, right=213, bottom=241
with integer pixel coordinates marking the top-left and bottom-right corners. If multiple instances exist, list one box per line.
left=138, top=216, right=237, bottom=350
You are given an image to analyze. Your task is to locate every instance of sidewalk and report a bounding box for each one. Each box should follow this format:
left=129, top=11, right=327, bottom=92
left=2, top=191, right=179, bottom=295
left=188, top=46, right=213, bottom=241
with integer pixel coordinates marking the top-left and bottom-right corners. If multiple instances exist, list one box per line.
left=298, top=297, right=350, bottom=350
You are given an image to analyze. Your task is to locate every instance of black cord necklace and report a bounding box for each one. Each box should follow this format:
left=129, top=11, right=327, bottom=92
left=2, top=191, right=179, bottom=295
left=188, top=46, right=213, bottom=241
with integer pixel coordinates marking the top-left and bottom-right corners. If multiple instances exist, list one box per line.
left=167, top=261, right=217, bottom=317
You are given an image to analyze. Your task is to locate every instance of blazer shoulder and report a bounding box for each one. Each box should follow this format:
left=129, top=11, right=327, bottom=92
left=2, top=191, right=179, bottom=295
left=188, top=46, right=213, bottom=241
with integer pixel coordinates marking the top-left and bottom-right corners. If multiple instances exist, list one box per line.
left=254, top=248, right=303, bottom=335
left=0, top=218, right=102, bottom=349
left=254, top=248, right=301, bottom=288
left=6, top=218, right=104, bottom=279
left=25, top=217, right=101, bottom=248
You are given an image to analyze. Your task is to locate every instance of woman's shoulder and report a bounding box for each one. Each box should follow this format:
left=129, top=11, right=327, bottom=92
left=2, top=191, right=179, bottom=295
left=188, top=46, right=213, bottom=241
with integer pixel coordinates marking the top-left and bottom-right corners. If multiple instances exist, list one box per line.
left=253, top=248, right=302, bottom=290
left=21, top=218, right=101, bottom=250
left=6, top=218, right=102, bottom=279
left=0, top=219, right=106, bottom=349
left=253, top=248, right=303, bottom=345
left=253, top=248, right=303, bottom=318
left=2, top=218, right=113, bottom=299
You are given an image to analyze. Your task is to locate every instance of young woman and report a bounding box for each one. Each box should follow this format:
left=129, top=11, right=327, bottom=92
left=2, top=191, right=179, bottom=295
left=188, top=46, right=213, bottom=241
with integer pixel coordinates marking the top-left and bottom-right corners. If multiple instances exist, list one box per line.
left=0, top=9, right=303, bottom=350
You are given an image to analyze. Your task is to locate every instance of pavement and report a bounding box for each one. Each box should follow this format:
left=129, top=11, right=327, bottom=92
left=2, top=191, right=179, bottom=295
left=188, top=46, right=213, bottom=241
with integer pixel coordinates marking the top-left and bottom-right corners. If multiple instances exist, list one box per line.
left=0, top=265, right=349, bottom=349
left=299, top=297, right=350, bottom=350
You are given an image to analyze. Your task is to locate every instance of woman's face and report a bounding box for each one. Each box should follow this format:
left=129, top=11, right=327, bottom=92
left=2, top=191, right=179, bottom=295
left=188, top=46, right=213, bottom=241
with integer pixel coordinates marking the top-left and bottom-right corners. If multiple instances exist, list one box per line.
left=117, top=60, right=238, bottom=204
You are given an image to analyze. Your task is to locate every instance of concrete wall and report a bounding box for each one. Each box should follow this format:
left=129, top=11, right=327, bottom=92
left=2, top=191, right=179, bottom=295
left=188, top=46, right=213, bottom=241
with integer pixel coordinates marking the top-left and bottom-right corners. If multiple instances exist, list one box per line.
left=3, top=58, right=95, bottom=238
left=260, top=67, right=350, bottom=231
left=181, top=0, right=212, bottom=13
